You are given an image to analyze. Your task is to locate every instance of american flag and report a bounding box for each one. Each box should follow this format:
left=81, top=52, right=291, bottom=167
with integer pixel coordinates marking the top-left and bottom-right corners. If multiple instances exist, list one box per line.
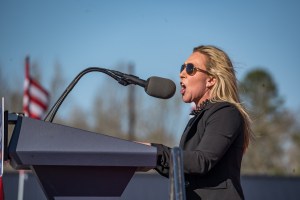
left=19, top=56, right=50, bottom=200
left=23, top=56, right=50, bottom=119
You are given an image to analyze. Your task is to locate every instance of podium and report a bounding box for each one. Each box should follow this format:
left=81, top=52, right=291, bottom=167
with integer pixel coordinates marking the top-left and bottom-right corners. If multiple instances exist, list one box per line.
left=7, top=115, right=157, bottom=200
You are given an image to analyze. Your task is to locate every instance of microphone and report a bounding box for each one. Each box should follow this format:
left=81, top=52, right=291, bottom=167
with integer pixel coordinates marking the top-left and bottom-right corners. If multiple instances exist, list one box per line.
left=110, top=70, right=176, bottom=99
left=44, top=67, right=176, bottom=122
left=146, top=76, right=176, bottom=99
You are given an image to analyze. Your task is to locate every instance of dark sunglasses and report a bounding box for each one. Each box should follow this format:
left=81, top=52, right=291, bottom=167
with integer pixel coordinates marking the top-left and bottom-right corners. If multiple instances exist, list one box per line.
left=180, top=63, right=211, bottom=76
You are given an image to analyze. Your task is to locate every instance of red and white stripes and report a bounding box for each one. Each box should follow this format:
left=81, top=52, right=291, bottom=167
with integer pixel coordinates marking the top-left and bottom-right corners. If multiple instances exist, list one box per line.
left=23, top=56, right=50, bottom=119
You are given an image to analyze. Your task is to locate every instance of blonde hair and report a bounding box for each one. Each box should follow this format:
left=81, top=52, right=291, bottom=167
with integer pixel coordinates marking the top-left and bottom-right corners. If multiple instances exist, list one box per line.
left=193, top=45, right=252, bottom=152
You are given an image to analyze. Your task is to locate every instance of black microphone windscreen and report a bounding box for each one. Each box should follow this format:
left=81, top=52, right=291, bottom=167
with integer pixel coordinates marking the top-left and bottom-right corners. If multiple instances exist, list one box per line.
left=145, top=76, right=176, bottom=99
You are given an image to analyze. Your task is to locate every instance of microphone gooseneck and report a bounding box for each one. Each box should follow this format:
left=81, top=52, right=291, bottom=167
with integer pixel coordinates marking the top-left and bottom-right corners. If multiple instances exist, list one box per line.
left=44, top=68, right=117, bottom=122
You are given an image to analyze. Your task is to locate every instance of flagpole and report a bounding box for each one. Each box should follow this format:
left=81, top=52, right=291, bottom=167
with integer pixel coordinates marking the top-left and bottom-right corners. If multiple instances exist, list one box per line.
left=18, top=56, right=31, bottom=200
left=17, top=171, right=25, bottom=200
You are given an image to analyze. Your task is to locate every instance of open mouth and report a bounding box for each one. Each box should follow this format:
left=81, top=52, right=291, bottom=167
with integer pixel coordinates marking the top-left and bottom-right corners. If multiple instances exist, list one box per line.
left=180, top=82, right=186, bottom=95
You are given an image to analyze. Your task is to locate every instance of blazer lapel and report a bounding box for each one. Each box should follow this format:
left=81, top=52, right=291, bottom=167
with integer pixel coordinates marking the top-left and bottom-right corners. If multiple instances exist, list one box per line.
left=179, top=113, right=202, bottom=148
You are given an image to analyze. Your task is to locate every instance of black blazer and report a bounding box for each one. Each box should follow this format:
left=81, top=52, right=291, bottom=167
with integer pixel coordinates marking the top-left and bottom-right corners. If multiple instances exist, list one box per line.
left=153, top=102, right=245, bottom=200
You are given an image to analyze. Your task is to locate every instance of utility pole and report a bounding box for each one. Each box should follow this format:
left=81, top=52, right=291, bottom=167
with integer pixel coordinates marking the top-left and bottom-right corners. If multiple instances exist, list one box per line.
left=128, top=63, right=136, bottom=140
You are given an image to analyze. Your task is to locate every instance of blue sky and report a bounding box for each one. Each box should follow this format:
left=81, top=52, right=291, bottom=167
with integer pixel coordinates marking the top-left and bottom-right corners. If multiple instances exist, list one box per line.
left=1, top=0, right=300, bottom=117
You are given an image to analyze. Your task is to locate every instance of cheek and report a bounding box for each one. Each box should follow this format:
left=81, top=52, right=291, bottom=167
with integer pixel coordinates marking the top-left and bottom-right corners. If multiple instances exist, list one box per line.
left=189, top=78, right=207, bottom=94
left=190, top=83, right=204, bottom=95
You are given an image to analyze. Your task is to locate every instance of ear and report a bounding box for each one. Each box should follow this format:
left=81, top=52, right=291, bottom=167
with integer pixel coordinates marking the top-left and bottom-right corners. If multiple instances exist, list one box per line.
left=206, top=76, right=216, bottom=88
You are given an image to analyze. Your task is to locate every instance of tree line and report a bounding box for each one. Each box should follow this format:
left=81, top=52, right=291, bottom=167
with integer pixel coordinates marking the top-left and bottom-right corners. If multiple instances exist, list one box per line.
left=1, top=63, right=300, bottom=175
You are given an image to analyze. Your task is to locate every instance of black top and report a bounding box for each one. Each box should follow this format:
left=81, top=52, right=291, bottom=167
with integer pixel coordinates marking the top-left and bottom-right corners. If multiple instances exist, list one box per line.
left=152, top=101, right=245, bottom=200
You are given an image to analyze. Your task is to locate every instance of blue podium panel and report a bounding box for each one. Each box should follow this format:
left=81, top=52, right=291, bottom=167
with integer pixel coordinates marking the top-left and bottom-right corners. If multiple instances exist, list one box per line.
left=33, top=165, right=136, bottom=198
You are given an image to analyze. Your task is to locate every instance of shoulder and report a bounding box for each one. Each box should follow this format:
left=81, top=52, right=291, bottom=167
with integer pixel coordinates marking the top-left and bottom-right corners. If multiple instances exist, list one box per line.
left=205, top=101, right=242, bottom=119
left=206, top=101, right=237, bottom=111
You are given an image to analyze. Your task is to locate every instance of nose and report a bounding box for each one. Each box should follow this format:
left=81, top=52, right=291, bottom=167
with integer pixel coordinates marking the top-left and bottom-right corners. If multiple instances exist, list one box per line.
left=180, top=68, right=186, bottom=79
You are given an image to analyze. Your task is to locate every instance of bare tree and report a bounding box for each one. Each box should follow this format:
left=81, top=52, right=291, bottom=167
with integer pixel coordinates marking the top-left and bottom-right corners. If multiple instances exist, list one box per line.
left=50, top=60, right=65, bottom=105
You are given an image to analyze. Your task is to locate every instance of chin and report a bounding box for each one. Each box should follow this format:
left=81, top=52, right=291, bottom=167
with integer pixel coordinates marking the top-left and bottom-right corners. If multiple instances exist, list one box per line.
left=182, top=97, right=192, bottom=103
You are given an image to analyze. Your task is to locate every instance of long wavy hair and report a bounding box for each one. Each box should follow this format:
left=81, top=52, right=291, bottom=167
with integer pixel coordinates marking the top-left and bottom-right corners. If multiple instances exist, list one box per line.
left=193, top=45, right=252, bottom=152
